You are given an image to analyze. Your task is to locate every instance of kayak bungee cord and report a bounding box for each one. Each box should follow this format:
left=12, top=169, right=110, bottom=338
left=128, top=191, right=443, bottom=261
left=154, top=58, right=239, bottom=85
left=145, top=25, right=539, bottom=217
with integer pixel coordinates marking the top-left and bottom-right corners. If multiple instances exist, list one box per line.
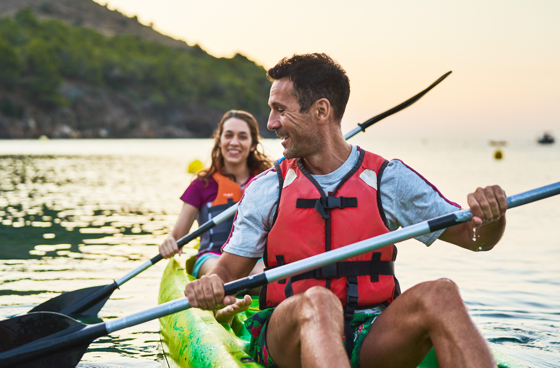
left=1, top=181, right=559, bottom=368
left=27, top=71, right=453, bottom=318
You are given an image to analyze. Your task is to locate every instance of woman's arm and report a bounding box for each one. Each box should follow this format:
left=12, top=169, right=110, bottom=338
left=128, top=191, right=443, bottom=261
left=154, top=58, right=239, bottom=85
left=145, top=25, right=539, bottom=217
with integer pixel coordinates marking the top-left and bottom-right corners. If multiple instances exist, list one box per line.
left=159, top=202, right=199, bottom=258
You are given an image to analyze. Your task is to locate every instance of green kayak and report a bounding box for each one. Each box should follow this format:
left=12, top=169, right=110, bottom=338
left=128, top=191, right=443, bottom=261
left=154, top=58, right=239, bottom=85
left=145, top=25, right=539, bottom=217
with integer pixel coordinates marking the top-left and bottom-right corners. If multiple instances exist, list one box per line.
left=158, top=254, right=525, bottom=368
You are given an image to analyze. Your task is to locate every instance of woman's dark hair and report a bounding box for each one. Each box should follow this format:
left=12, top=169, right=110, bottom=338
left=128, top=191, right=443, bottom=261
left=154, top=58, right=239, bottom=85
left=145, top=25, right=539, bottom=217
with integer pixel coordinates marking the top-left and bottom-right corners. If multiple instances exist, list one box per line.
left=267, top=53, right=350, bottom=122
left=197, top=110, right=272, bottom=184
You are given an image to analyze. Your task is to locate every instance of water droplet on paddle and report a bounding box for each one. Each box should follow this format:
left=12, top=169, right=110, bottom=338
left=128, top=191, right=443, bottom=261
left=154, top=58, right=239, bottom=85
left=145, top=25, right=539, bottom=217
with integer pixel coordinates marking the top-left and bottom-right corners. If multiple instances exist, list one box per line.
left=472, top=227, right=477, bottom=242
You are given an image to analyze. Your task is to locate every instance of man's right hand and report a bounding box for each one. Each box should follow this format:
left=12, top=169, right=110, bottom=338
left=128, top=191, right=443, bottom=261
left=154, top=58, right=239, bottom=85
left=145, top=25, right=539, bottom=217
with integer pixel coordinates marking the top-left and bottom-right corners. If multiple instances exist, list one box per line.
left=159, top=236, right=181, bottom=258
left=184, top=274, right=237, bottom=310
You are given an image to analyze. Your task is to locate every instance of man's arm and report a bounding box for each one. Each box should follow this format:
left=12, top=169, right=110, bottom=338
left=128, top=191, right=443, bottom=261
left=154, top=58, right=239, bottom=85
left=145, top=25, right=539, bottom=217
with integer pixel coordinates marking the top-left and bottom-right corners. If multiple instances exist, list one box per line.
left=439, top=185, right=507, bottom=251
left=184, top=252, right=257, bottom=310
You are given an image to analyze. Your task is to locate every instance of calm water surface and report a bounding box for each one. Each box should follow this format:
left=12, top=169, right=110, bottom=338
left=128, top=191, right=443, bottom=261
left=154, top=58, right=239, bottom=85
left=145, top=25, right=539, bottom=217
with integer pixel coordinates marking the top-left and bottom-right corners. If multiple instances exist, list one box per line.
left=0, top=136, right=559, bottom=367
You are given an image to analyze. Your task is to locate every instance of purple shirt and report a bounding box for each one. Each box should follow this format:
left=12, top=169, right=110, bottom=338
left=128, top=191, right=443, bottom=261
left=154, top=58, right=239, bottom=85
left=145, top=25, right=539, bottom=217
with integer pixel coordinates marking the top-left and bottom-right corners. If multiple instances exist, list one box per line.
left=180, top=177, right=219, bottom=209
left=180, top=175, right=254, bottom=209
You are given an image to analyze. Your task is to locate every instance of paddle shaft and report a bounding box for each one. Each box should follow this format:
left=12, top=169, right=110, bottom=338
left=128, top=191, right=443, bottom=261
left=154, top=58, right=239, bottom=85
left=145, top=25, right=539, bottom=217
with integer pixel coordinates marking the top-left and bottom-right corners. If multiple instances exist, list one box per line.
left=3, top=181, right=558, bottom=367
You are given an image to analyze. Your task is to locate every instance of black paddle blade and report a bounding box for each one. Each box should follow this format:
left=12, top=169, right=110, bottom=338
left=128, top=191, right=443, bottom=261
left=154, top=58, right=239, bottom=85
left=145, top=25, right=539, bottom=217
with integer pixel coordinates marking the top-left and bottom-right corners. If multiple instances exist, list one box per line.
left=0, top=312, right=89, bottom=368
left=359, top=71, right=452, bottom=131
left=29, top=283, right=116, bottom=317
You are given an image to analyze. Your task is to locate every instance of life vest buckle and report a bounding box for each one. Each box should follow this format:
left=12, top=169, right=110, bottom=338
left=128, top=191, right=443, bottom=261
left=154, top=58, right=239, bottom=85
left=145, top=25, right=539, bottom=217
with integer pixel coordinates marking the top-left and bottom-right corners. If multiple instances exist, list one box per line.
left=346, top=276, right=359, bottom=306
left=323, top=196, right=342, bottom=209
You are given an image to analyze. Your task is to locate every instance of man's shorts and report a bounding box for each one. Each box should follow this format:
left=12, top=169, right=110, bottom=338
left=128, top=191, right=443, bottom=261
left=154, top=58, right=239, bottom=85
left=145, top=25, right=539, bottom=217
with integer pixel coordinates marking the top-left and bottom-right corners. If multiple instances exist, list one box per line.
left=243, top=307, right=379, bottom=368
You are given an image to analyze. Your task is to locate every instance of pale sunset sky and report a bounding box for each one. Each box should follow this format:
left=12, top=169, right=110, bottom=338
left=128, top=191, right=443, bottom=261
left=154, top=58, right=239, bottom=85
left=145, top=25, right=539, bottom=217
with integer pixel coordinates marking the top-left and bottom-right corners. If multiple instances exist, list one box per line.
left=94, top=0, right=559, bottom=140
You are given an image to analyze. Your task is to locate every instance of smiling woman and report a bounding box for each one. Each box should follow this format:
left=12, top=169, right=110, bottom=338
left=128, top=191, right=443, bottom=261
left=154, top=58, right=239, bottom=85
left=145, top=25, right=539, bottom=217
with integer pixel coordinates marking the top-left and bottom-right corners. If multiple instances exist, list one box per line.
left=158, top=110, right=272, bottom=280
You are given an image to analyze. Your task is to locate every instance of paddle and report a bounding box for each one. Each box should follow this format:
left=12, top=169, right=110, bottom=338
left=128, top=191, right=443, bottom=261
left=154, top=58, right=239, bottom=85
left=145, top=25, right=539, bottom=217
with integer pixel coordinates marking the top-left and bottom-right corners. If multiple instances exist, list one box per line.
left=27, top=71, right=453, bottom=318
left=2, top=181, right=559, bottom=368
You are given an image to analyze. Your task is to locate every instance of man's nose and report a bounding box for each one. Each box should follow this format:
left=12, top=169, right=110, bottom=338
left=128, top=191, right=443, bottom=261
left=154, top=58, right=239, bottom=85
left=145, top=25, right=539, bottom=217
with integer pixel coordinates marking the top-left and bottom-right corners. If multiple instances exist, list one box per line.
left=267, top=111, right=279, bottom=131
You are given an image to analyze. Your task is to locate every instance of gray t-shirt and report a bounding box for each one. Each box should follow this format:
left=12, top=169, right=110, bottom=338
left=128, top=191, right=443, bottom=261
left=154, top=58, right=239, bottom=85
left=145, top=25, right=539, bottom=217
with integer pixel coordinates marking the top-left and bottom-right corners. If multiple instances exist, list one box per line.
left=223, top=145, right=460, bottom=258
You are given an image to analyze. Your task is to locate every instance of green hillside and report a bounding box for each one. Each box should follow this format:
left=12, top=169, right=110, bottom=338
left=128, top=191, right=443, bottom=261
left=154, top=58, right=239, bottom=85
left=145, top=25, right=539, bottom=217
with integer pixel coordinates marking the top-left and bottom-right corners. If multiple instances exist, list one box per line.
left=0, top=8, right=272, bottom=138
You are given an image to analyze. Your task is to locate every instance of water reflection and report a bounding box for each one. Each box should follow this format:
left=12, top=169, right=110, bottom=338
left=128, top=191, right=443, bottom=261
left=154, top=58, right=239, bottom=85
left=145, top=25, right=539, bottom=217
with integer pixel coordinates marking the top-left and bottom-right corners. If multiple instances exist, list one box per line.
left=0, top=153, right=183, bottom=366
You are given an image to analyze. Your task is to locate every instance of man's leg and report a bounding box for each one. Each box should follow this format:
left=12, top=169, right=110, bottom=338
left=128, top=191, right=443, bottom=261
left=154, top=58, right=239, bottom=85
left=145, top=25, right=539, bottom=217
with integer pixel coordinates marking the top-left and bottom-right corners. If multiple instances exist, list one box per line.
left=266, top=286, right=350, bottom=368
left=360, top=278, right=495, bottom=368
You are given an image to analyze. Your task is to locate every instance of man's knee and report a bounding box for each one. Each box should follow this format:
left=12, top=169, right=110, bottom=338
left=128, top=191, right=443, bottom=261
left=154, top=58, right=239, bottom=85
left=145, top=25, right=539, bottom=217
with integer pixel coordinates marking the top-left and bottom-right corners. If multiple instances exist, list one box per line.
left=413, top=278, right=464, bottom=311
left=298, top=286, right=342, bottom=323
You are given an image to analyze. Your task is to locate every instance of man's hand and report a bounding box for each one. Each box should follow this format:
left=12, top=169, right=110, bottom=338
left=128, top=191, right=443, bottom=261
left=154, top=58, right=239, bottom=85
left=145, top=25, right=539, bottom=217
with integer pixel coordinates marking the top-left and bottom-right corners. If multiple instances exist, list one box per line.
left=159, top=236, right=181, bottom=258
left=467, top=185, right=508, bottom=228
left=184, top=274, right=237, bottom=310
left=440, top=185, right=507, bottom=251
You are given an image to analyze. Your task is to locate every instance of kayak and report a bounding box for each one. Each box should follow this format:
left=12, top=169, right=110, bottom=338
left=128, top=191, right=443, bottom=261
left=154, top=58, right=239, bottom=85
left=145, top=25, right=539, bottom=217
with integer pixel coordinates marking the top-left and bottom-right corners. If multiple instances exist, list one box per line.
left=158, top=253, right=525, bottom=368
left=159, top=252, right=262, bottom=368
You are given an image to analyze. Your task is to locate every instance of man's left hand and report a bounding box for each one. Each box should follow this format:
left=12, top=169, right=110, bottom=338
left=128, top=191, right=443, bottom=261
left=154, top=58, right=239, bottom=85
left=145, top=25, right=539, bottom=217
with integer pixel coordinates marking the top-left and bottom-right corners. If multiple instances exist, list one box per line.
left=467, top=185, right=508, bottom=228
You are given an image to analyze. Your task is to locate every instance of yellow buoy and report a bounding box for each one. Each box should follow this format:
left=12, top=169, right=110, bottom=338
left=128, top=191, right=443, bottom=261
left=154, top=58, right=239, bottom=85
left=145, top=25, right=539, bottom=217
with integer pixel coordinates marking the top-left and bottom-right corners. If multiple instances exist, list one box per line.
left=494, top=150, right=503, bottom=160
left=187, top=159, right=204, bottom=174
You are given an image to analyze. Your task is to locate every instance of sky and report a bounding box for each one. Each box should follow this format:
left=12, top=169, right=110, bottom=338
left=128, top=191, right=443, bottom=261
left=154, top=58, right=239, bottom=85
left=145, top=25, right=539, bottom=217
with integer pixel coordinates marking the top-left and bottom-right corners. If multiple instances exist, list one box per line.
left=94, top=0, right=560, bottom=140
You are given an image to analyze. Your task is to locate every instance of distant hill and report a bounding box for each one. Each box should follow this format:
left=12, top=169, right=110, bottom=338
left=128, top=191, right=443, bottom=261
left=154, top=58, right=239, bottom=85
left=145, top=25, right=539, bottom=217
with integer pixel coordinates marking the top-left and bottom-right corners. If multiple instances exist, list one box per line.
left=0, top=0, right=192, bottom=50
left=0, top=1, right=273, bottom=139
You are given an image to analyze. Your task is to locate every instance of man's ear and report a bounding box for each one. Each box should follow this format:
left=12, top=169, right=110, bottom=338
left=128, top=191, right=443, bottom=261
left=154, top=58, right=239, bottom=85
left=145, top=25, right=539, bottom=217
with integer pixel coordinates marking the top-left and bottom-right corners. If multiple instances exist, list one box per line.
left=314, top=98, right=331, bottom=123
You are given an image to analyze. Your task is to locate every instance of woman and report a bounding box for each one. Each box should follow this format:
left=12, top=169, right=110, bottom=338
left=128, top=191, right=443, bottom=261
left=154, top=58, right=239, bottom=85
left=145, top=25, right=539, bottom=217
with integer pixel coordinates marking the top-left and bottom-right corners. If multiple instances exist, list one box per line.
left=159, top=110, right=272, bottom=281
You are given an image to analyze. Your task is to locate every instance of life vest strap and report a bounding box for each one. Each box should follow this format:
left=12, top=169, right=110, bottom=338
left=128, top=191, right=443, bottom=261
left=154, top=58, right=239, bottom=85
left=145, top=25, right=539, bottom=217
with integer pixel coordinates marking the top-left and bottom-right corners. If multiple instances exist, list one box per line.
left=288, top=258, right=394, bottom=283
left=344, top=275, right=359, bottom=357
left=296, top=197, right=358, bottom=220
left=276, top=255, right=287, bottom=284
left=296, top=197, right=358, bottom=210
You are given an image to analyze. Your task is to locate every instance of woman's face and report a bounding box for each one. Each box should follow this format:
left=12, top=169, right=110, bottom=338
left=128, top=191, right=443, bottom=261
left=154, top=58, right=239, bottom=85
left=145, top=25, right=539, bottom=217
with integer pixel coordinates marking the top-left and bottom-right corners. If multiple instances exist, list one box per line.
left=220, top=118, right=255, bottom=168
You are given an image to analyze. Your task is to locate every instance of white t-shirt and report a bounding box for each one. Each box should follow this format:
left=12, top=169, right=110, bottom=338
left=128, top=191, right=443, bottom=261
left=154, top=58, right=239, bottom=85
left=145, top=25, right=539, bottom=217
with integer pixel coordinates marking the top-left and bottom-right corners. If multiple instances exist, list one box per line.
left=223, top=145, right=460, bottom=258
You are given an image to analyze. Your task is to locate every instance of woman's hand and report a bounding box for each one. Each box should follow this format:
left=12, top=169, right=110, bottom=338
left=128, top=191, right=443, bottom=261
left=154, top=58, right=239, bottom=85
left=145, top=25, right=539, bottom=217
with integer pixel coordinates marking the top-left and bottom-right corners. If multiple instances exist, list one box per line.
left=159, top=235, right=181, bottom=258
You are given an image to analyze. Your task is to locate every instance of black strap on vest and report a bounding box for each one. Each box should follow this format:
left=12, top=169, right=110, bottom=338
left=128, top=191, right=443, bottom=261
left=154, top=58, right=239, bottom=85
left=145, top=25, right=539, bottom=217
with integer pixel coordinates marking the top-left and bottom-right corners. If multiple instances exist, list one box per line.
left=344, top=275, right=359, bottom=357
left=288, top=255, right=395, bottom=283
left=276, top=255, right=286, bottom=284
left=376, top=160, right=390, bottom=229
left=296, top=197, right=358, bottom=220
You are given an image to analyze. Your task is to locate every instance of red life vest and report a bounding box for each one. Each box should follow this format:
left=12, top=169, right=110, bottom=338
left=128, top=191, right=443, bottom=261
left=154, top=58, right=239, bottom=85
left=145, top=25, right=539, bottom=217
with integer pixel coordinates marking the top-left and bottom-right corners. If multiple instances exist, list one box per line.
left=197, top=172, right=244, bottom=255
left=261, top=149, right=400, bottom=310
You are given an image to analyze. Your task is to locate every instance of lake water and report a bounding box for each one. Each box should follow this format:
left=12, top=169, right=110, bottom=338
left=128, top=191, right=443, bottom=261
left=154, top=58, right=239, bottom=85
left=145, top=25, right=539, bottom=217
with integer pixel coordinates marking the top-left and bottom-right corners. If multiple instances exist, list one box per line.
left=0, top=135, right=559, bottom=367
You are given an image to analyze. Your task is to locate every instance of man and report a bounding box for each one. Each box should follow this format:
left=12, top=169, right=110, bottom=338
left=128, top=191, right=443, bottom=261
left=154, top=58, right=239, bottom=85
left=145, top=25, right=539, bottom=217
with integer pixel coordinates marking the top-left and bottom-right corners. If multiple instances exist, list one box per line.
left=184, top=53, right=507, bottom=368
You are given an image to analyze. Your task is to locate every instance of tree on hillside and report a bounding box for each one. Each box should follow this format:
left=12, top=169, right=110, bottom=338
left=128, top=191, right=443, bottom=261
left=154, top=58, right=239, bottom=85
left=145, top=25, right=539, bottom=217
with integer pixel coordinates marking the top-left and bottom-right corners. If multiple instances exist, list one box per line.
left=0, top=39, right=21, bottom=90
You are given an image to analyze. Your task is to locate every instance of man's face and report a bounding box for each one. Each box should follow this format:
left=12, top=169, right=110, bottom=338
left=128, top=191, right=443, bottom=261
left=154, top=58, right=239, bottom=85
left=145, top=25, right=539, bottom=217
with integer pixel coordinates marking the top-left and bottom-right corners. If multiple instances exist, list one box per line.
left=267, top=79, right=320, bottom=159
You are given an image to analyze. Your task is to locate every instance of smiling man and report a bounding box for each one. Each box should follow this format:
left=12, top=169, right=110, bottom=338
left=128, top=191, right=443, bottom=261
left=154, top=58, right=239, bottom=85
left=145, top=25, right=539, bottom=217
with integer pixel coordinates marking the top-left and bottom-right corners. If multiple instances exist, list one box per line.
left=184, top=53, right=508, bottom=368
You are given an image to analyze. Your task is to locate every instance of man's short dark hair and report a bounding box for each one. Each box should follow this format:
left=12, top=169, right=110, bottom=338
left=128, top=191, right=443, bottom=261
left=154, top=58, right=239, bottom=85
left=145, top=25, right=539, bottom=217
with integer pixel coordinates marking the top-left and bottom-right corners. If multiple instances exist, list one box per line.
left=267, top=53, right=350, bottom=122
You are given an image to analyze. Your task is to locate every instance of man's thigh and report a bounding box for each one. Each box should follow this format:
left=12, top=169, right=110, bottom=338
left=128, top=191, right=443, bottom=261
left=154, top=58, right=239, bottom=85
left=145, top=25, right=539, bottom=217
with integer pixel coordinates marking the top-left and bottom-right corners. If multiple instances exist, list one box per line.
left=265, top=287, right=347, bottom=368
left=265, top=295, right=306, bottom=367
left=359, top=291, right=433, bottom=368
